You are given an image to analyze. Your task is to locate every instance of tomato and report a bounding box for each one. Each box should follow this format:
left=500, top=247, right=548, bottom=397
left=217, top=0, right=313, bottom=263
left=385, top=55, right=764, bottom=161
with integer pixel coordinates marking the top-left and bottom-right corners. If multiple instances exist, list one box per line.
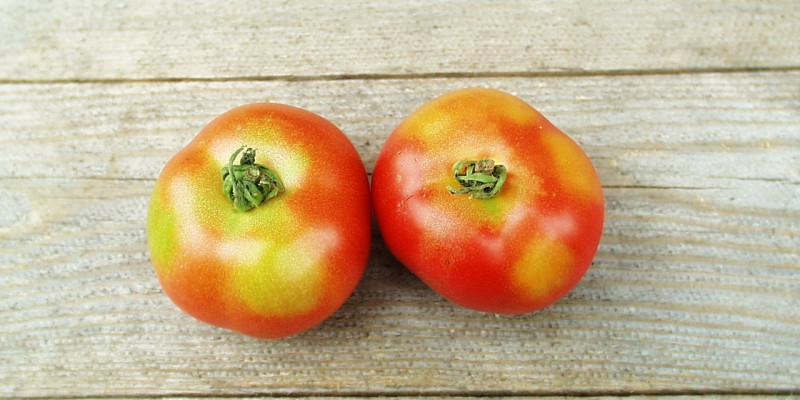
left=371, top=88, right=604, bottom=314
left=147, top=103, right=371, bottom=338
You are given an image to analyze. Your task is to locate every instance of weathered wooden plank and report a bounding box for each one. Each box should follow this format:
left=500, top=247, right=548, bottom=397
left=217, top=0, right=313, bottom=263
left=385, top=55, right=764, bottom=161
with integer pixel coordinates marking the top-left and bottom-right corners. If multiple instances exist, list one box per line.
left=1, top=72, right=798, bottom=204
left=1, top=72, right=799, bottom=397
left=1, top=0, right=799, bottom=81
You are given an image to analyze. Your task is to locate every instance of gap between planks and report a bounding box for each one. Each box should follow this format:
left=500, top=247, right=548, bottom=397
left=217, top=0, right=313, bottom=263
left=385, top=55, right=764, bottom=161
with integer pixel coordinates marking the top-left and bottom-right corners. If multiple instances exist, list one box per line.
left=8, top=389, right=800, bottom=399
left=1, top=65, right=800, bottom=85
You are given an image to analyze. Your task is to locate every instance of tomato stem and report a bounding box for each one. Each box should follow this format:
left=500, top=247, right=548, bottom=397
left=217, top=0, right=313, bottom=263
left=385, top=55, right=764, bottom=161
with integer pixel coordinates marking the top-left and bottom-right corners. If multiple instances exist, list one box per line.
left=221, top=146, right=284, bottom=211
left=447, top=159, right=507, bottom=199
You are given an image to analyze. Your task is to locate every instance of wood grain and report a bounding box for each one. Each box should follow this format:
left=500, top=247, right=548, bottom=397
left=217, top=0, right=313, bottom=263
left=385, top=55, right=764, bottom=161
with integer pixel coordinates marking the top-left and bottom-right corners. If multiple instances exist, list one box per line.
left=1, top=0, right=799, bottom=81
left=1, top=72, right=798, bottom=397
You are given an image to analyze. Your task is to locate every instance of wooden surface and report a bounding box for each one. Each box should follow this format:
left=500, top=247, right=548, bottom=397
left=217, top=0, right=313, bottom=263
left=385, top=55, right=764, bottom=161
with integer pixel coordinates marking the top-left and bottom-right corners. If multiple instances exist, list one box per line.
left=1, top=0, right=799, bottom=398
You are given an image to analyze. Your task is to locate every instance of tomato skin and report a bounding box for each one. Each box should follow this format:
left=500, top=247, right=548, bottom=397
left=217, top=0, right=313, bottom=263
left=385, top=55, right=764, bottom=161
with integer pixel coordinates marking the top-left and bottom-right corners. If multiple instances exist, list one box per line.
left=147, top=103, right=371, bottom=338
left=372, top=88, right=604, bottom=314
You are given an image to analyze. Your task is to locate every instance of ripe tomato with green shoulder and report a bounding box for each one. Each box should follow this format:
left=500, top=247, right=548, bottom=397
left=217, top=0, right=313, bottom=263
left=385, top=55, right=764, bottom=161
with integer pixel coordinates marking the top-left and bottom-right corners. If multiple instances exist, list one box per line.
left=372, top=88, right=604, bottom=314
left=147, top=103, right=371, bottom=338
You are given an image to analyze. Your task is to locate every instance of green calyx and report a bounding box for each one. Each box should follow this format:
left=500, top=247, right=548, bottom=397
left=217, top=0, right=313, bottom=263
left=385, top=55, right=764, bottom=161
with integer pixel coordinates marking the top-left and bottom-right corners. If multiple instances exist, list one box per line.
left=221, top=146, right=284, bottom=212
left=447, top=159, right=507, bottom=199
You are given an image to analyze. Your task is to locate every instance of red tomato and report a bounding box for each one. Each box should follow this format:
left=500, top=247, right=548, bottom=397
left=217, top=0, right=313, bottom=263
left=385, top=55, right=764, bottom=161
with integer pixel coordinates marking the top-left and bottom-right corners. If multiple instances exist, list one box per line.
left=372, top=88, right=604, bottom=314
left=147, top=103, right=371, bottom=338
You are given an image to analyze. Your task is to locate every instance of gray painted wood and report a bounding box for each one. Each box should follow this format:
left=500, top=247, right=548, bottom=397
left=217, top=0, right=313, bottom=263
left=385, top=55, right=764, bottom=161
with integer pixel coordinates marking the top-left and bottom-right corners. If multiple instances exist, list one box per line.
left=1, top=1, right=799, bottom=81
